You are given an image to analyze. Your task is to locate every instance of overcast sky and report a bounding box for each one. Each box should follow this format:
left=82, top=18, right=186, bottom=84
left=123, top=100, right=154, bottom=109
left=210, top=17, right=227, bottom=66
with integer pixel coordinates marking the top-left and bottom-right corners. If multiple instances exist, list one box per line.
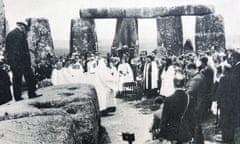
left=3, top=0, right=240, bottom=50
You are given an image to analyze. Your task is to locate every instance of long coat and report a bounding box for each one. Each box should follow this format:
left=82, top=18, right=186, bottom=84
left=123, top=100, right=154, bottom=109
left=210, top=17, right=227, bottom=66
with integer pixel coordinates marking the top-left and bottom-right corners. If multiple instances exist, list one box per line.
left=215, top=72, right=234, bottom=130
left=230, top=62, right=240, bottom=127
left=186, top=72, right=208, bottom=122
left=159, top=89, right=192, bottom=141
left=5, top=28, right=31, bottom=68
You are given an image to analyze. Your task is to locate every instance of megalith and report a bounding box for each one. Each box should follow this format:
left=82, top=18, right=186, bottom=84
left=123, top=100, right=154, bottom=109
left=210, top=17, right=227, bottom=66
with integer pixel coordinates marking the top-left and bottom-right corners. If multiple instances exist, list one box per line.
left=0, top=0, right=8, bottom=55
left=26, top=18, right=54, bottom=67
left=80, top=5, right=214, bottom=18
left=70, top=18, right=98, bottom=56
left=156, top=16, right=183, bottom=56
left=111, top=18, right=139, bottom=57
left=195, top=14, right=225, bottom=51
left=0, top=84, right=100, bottom=144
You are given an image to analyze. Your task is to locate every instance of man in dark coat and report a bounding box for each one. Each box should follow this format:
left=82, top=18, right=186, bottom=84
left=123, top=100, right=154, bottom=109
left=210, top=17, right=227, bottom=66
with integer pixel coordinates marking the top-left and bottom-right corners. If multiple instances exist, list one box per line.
left=228, top=51, right=240, bottom=143
left=199, top=56, right=214, bottom=115
left=215, top=64, right=234, bottom=143
left=5, top=21, right=38, bottom=101
left=186, top=63, right=208, bottom=144
left=159, top=73, right=193, bottom=143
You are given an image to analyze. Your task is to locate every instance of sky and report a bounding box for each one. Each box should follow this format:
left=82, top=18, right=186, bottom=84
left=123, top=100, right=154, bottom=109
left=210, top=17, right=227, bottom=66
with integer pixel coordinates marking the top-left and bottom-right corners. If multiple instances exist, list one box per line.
left=3, top=0, right=240, bottom=51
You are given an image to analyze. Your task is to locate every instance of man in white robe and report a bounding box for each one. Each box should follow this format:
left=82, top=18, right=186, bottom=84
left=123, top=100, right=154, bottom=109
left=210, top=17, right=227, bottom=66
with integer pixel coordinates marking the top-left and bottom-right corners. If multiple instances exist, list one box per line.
left=143, top=55, right=159, bottom=97
left=51, top=61, right=64, bottom=85
left=68, top=61, right=84, bottom=84
left=95, top=58, right=118, bottom=113
left=87, top=57, right=97, bottom=74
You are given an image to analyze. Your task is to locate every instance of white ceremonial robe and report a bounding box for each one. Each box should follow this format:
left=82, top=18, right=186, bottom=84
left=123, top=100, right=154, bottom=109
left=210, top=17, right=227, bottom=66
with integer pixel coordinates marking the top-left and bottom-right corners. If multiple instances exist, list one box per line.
left=51, top=69, right=64, bottom=85
left=160, top=65, right=175, bottom=97
left=143, top=61, right=159, bottom=90
left=117, top=63, right=134, bottom=91
left=61, top=67, right=73, bottom=84
left=68, top=63, right=84, bottom=84
left=95, top=59, right=118, bottom=111
left=87, top=60, right=97, bottom=74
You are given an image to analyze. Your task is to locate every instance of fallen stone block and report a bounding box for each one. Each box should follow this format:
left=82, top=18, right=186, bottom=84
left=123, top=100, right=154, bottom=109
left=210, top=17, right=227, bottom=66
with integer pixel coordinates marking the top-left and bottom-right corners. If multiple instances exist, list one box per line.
left=0, top=84, right=100, bottom=144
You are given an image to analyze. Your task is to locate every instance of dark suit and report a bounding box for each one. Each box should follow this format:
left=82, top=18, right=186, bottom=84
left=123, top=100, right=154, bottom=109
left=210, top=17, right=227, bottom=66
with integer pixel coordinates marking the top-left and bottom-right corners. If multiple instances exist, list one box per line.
left=200, top=65, right=214, bottom=113
left=186, top=72, right=208, bottom=122
left=5, top=28, right=36, bottom=100
left=231, top=62, right=240, bottom=144
left=159, top=89, right=193, bottom=142
left=186, top=72, right=208, bottom=143
left=216, top=72, right=234, bottom=140
left=229, top=62, right=240, bottom=127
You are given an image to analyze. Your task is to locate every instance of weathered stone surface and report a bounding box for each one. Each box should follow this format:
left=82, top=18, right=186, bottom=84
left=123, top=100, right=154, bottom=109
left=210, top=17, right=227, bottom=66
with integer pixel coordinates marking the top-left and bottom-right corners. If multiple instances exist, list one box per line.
left=0, top=0, right=8, bottom=55
left=0, top=84, right=100, bottom=144
left=80, top=5, right=214, bottom=18
left=156, top=16, right=183, bottom=56
left=26, top=18, right=54, bottom=67
left=195, top=14, right=225, bottom=51
left=111, top=18, right=139, bottom=57
left=70, top=18, right=98, bottom=55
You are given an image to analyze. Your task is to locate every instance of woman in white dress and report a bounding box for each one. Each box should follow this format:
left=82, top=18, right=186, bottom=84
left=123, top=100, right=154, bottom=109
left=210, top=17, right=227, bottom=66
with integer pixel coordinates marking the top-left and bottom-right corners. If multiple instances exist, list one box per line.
left=117, top=57, right=134, bottom=92
left=95, top=58, right=118, bottom=114
left=68, top=60, right=84, bottom=84
left=51, top=61, right=64, bottom=85
left=160, top=58, right=175, bottom=97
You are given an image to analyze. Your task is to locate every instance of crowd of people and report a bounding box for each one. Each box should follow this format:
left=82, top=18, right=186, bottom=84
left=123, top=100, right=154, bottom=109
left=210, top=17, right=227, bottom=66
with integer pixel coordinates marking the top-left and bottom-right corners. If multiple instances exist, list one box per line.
left=1, top=20, right=240, bottom=144
left=147, top=48, right=240, bottom=144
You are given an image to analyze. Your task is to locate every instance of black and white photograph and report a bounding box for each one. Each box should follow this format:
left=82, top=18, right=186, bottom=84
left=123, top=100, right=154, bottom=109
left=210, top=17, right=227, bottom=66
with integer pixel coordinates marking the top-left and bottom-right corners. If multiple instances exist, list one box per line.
left=0, top=0, right=240, bottom=143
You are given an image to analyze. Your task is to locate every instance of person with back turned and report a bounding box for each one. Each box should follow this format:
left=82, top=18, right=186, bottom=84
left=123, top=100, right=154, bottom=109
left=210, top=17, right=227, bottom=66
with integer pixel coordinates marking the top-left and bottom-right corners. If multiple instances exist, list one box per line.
left=5, top=20, right=40, bottom=101
left=157, top=73, right=193, bottom=143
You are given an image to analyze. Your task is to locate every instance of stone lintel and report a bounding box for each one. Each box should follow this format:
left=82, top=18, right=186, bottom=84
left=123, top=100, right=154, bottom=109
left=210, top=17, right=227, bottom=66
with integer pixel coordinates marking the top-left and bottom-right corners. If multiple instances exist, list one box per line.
left=80, top=5, right=214, bottom=18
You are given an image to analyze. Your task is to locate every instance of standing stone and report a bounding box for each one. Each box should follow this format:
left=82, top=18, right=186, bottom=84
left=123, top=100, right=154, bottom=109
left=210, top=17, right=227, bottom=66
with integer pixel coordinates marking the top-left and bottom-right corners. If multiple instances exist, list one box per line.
left=26, top=18, right=54, bottom=67
left=195, top=14, right=225, bottom=51
left=0, top=0, right=8, bottom=56
left=157, top=16, right=183, bottom=56
left=111, top=18, right=139, bottom=57
left=70, top=18, right=98, bottom=56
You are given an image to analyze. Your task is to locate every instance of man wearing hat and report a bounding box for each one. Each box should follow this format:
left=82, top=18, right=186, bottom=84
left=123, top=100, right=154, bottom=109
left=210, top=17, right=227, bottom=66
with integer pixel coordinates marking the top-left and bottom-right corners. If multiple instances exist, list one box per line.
left=215, top=63, right=234, bottom=143
left=5, top=20, right=39, bottom=101
left=199, top=56, right=214, bottom=116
